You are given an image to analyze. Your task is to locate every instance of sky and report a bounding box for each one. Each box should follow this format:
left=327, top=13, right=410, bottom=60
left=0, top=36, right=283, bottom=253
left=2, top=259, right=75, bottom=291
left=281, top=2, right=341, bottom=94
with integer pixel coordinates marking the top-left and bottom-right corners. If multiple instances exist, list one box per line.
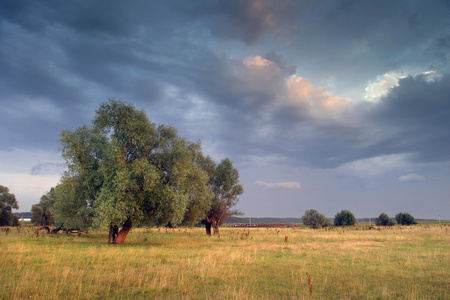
left=1, top=0, right=449, bottom=219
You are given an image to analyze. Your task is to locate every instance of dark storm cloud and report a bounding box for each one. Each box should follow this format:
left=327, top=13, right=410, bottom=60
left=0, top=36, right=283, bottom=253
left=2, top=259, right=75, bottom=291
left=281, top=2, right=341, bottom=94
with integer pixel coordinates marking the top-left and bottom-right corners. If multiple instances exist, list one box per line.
left=0, top=0, right=213, bottom=150
left=1, top=0, right=449, bottom=168
left=365, top=74, right=450, bottom=163
left=1, top=0, right=449, bottom=218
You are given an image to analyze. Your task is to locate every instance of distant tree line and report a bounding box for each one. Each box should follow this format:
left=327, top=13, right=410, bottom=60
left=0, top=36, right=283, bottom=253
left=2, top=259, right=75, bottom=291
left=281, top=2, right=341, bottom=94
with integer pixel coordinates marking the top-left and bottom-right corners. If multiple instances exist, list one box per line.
left=375, top=212, right=418, bottom=226
left=31, top=99, right=243, bottom=243
left=301, top=209, right=418, bottom=228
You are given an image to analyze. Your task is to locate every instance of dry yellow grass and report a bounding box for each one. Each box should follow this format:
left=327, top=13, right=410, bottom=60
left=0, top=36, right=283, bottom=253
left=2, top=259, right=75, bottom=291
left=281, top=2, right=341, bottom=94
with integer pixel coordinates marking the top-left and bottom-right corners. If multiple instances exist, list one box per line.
left=0, top=224, right=448, bottom=299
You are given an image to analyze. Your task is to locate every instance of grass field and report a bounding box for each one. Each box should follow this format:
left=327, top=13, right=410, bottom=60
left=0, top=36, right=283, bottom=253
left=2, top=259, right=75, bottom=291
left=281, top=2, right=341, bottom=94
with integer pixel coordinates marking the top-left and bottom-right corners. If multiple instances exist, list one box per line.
left=1, top=223, right=448, bottom=299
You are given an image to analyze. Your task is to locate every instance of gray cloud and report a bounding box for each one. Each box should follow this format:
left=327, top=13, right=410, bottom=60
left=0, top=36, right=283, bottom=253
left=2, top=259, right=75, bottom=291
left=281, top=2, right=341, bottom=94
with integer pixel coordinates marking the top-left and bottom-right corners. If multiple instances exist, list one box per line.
left=365, top=74, right=450, bottom=164
left=398, top=173, right=425, bottom=183
left=31, top=161, right=66, bottom=176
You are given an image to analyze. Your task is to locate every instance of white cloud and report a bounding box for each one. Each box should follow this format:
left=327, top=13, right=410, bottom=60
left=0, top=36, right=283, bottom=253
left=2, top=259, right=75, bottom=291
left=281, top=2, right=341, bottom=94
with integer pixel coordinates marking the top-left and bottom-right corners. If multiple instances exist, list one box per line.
left=364, top=74, right=399, bottom=101
left=364, top=70, right=439, bottom=101
left=254, top=181, right=301, bottom=190
left=398, top=173, right=425, bottom=182
left=337, top=154, right=411, bottom=177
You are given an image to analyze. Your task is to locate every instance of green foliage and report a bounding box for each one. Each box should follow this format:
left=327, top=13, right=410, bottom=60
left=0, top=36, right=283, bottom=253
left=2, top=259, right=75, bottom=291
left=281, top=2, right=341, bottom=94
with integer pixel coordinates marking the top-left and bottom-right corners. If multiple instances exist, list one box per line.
left=302, top=209, right=329, bottom=228
left=52, top=177, right=95, bottom=231
left=0, top=185, right=19, bottom=226
left=375, top=213, right=397, bottom=226
left=31, top=189, right=56, bottom=226
left=51, top=99, right=215, bottom=242
left=205, top=158, right=244, bottom=234
left=395, top=212, right=418, bottom=225
left=334, top=210, right=357, bottom=226
left=31, top=205, right=44, bottom=225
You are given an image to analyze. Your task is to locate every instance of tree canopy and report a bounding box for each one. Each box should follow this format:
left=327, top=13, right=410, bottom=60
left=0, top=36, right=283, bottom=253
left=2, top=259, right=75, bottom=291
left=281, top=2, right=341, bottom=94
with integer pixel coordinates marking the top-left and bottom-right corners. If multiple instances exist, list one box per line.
left=0, top=185, right=19, bottom=226
left=203, top=158, right=244, bottom=235
left=375, top=213, right=396, bottom=226
left=51, top=99, right=230, bottom=243
left=31, top=188, right=55, bottom=226
left=334, top=210, right=357, bottom=226
left=302, top=209, right=329, bottom=228
left=395, top=212, right=418, bottom=225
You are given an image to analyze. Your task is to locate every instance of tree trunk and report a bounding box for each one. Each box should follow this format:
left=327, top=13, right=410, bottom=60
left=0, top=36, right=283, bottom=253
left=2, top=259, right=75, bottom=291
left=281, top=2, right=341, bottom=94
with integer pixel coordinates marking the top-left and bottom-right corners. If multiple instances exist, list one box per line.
left=204, top=221, right=212, bottom=236
left=109, top=224, right=119, bottom=244
left=212, top=221, right=220, bottom=235
left=114, top=220, right=132, bottom=244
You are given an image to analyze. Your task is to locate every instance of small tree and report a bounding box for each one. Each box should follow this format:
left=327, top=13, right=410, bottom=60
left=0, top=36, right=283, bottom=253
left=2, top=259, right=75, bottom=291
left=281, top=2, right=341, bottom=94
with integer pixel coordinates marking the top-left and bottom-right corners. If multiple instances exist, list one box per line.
left=375, top=213, right=396, bottom=226
left=395, top=212, right=418, bottom=225
left=334, top=210, right=357, bottom=226
left=31, top=188, right=56, bottom=226
left=0, top=185, right=19, bottom=226
left=203, top=158, right=244, bottom=235
left=302, top=209, right=329, bottom=228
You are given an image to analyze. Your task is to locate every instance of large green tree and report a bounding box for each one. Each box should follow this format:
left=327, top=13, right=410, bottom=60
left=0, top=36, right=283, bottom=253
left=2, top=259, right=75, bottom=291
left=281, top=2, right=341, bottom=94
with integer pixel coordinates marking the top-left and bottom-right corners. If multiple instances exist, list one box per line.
left=203, top=158, right=244, bottom=235
left=57, top=99, right=212, bottom=244
left=0, top=185, right=19, bottom=226
left=302, top=209, right=329, bottom=228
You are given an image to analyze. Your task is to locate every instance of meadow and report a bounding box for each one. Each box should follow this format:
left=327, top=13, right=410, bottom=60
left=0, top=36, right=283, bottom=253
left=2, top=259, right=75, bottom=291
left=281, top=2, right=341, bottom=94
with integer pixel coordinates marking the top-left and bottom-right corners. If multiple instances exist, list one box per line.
left=0, top=223, right=448, bottom=299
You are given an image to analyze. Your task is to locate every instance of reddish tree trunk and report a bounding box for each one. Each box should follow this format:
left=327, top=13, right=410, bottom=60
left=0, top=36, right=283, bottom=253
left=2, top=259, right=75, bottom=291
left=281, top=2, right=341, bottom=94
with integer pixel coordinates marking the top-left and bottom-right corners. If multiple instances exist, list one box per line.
left=114, top=220, right=132, bottom=244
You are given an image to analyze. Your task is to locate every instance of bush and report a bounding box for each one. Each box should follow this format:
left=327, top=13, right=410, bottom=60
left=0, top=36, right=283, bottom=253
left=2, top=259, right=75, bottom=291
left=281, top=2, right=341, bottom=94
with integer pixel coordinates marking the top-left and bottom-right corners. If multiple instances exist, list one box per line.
left=334, top=210, right=357, bottom=226
left=375, top=213, right=396, bottom=226
left=395, top=212, right=418, bottom=225
left=302, top=209, right=329, bottom=228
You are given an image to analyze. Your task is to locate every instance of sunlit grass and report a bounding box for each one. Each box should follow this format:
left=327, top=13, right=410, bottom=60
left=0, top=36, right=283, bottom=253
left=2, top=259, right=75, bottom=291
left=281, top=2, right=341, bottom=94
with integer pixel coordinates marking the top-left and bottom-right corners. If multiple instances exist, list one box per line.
left=0, top=224, right=448, bottom=299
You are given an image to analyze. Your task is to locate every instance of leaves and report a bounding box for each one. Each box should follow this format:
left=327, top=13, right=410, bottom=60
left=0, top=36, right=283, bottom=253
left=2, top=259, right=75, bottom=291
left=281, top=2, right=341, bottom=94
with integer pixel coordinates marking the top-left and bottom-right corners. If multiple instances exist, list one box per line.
left=334, top=210, right=357, bottom=226
left=207, top=158, right=244, bottom=228
left=0, top=185, right=19, bottom=210
left=54, top=98, right=216, bottom=238
left=0, top=185, right=19, bottom=226
left=302, top=209, right=329, bottom=228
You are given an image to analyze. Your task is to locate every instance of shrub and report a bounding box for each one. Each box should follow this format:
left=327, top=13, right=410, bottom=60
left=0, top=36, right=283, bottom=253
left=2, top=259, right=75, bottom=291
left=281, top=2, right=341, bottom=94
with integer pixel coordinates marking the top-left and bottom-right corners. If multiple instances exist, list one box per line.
left=334, top=210, right=357, bottom=226
left=302, top=209, right=329, bottom=228
left=395, top=212, right=418, bottom=225
left=375, top=213, right=396, bottom=226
